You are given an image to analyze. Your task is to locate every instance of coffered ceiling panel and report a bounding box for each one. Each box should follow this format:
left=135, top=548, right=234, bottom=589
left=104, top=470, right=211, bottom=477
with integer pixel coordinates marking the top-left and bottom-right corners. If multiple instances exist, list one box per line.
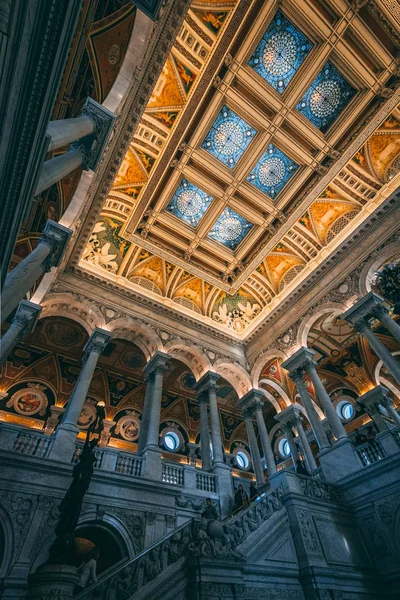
left=79, top=0, right=400, bottom=338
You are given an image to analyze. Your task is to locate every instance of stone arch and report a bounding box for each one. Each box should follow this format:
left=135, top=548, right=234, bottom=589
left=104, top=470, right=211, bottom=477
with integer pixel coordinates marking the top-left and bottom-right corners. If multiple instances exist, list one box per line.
left=107, top=318, right=162, bottom=362
left=163, top=341, right=211, bottom=381
left=297, top=301, right=348, bottom=348
left=373, top=352, right=400, bottom=400
left=76, top=510, right=135, bottom=562
left=257, top=386, right=281, bottom=413
left=212, top=360, right=252, bottom=399
left=39, top=293, right=105, bottom=334
left=0, top=502, right=14, bottom=578
left=258, top=378, right=291, bottom=408
left=251, top=349, right=289, bottom=388
left=359, top=240, right=400, bottom=296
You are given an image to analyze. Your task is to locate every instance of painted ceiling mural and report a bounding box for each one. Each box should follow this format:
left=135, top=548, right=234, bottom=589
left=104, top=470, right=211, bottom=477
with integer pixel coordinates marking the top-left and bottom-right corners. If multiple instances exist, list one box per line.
left=79, top=2, right=400, bottom=337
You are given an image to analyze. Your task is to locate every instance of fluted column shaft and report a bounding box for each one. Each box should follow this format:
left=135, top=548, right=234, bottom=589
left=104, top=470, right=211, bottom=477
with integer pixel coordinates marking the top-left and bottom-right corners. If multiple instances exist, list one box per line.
left=305, top=361, right=347, bottom=441
left=47, top=115, right=95, bottom=152
left=372, top=305, right=400, bottom=345
left=137, top=373, right=155, bottom=454
left=356, top=319, right=400, bottom=385
left=243, top=410, right=264, bottom=485
left=294, top=415, right=317, bottom=471
left=291, top=370, right=330, bottom=450
left=254, top=403, right=276, bottom=476
left=198, top=394, right=211, bottom=470
left=0, top=301, right=42, bottom=367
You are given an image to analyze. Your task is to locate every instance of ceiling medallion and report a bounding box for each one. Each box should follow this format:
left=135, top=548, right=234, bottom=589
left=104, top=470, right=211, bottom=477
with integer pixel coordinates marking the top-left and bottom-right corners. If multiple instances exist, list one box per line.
left=202, top=105, right=256, bottom=169
left=247, top=143, right=298, bottom=199
left=166, top=179, right=213, bottom=227
left=296, top=61, right=356, bottom=133
left=208, top=207, right=253, bottom=250
left=248, top=10, right=313, bottom=94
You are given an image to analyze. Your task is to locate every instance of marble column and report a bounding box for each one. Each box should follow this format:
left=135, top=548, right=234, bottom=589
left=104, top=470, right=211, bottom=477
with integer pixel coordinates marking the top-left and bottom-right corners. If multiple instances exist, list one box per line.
left=0, top=301, right=42, bottom=367
left=140, top=352, right=170, bottom=480
left=194, top=373, right=224, bottom=467
left=240, top=389, right=276, bottom=476
left=47, top=115, right=95, bottom=152
left=36, top=97, right=116, bottom=195
left=358, top=385, right=399, bottom=430
left=283, top=350, right=330, bottom=450
left=50, top=328, right=111, bottom=461
left=371, top=303, right=400, bottom=345
left=243, top=407, right=265, bottom=485
left=198, top=392, right=211, bottom=470
left=137, top=373, right=155, bottom=454
left=35, top=148, right=84, bottom=195
left=380, top=394, right=400, bottom=426
left=281, top=423, right=299, bottom=467
left=304, top=359, right=347, bottom=441
left=354, top=319, right=400, bottom=386
left=292, top=408, right=317, bottom=471
left=1, top=221, right=72, bottom=323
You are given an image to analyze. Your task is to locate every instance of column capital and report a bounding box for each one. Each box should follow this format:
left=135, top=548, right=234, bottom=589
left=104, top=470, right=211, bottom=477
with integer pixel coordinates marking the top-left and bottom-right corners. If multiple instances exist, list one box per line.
left=353, top=317, right=371, bottom=334
left=370, top=303, right=389, bottom=320
left=282, top=346, right=315, bottom=373
left=342, top=291, right=387, bottom=323
left=238, top=388, right=265, bottom=414
left=289, top=367, right=305, bottom=383
left=72, top=97, right=116, bottom=171
left=274, top=403, right=303, bottom=430
left=83, top=328, right=112, bottom=359
left=40, top=220, right=72, bottom=269
left=143, top=351, right=170, bottom=377
left=193, top=371, right=220, bottom=396
left=13, top=300, right=42, bottom=336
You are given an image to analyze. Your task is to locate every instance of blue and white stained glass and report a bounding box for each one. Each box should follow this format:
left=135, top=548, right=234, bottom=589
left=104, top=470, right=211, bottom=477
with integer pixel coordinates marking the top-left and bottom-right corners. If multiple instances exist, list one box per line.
left=248, top=10, right=313, bottom=94
left=166, top=179, right=213, bottom=227
left=202, top=106, right=256, bottom=169
left=296, top=62, right=356, bottom=133
left=208, top=207, right=253, bottom=251
left=247, top=143, right=298, bottom=199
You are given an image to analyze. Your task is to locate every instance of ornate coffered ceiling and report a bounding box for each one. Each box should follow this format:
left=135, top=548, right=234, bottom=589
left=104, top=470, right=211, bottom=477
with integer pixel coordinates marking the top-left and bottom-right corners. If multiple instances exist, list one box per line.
left=78, top=0, right=400, bottom=338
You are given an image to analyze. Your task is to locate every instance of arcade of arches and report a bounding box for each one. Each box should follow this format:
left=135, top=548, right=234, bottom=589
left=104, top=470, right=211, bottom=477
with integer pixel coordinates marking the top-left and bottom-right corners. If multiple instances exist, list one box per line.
left=1, top=1, right=400, bottom=599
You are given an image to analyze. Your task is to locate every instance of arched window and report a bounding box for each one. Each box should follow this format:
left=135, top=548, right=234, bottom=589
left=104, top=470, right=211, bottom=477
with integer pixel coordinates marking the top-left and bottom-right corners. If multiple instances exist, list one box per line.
left=235, top=451, right=249, bottom=470
left=163, top=431, right=180, bottom=451
left=278, top=438, right=291, bottom=458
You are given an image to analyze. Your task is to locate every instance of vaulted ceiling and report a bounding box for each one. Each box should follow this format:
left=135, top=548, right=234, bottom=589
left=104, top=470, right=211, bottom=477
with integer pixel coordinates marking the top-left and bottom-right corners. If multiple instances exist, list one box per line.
left=79, top=0, right=400, bottom=338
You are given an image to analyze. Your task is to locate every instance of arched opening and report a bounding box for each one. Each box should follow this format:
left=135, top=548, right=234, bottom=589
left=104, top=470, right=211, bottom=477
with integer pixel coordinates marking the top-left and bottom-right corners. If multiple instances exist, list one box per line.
left=75, top=521, right=128, bottom=574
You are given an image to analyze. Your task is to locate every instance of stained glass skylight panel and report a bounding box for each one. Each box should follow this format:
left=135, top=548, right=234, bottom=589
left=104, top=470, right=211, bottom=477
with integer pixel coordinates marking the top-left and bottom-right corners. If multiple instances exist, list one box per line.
left=208, top=207, right=253, bottom=251
left=247, top=143, right=298, bottom=199
left=296, top=62, right=356, bottom=133
left=248, top=10, right=313, bottom=94
left=202, top=106, right=256, bottom=169
left=166, top=179, right=213, bottom=227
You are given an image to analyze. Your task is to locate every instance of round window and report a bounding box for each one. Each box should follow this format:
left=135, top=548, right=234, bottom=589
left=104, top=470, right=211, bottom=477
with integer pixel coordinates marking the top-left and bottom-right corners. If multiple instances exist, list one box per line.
left=278, top=438, right=291, bottom=458
left=235, top=451, right=249, bottom=470
left=336, top=400, right=355, bottom=422
left=340, top=403, right=354, bottom=420
left=164, top=431, right=180, bottom=451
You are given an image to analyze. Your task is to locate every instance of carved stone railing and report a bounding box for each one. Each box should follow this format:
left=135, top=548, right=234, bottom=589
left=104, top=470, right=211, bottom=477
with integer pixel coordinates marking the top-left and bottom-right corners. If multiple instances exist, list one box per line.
left=115, top=452, right=142, bottom=476
left=355, top=440, right=386, bottom=467
left=77, top=518, right=195, bottom=599
left=72, top=444, right=104, bottom=469
left=12, top=430, right=52, bottom=458
left=162, top=462, right=184, bottom=486
left=299, top=474, right=345, bottom=505
left=196, top=471, right=216, bottom=493
left=78, top=483, right=286, bottom=599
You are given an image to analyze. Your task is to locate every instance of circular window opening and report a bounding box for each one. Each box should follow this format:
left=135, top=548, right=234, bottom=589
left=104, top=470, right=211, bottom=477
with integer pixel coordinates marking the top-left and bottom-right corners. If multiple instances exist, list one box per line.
left=336, top=400, right=354, bottom=422
left=235, top=451, right=249, bottom=470
left=278, top=438, right=291, bottom=458
left=164, top=431, right=180, bottom=451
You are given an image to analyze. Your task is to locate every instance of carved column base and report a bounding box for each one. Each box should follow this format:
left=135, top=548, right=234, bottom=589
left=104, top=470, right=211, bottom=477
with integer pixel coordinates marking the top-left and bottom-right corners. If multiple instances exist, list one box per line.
left=27, top=564, right=78, bottom=600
